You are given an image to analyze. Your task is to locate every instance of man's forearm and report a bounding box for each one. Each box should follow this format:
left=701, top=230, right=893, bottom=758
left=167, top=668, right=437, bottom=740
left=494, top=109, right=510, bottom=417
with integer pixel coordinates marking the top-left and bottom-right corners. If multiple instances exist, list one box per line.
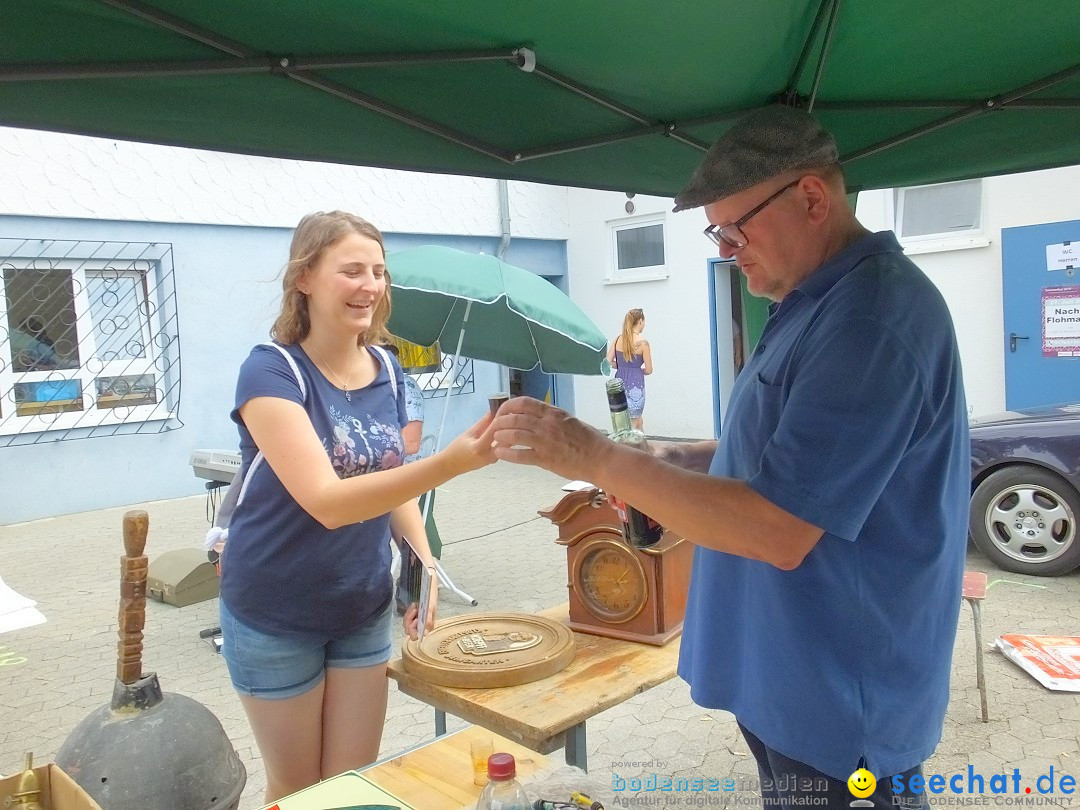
left=489, top=398, right=818, bottom=568
left=595, top=442, right=821, bottom=569
left=652, top=439, right=718, bottom=473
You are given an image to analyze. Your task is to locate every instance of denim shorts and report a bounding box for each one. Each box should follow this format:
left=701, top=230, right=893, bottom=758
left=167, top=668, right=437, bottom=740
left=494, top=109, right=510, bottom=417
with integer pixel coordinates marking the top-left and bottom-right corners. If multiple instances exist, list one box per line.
left=218, top=598, right=393, bottom=700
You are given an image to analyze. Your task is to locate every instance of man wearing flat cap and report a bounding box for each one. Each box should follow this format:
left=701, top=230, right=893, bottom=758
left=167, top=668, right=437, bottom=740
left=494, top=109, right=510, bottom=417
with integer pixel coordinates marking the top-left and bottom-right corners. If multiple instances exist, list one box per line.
left=491, top=106, right=968, bottom=809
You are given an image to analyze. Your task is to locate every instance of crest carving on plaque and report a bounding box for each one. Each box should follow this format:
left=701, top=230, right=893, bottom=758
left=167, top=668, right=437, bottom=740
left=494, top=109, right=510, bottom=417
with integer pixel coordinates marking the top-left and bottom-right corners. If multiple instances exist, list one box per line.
left=457, top=631, right=542, bottom=656
left=401, top=613, right=575, bottom=688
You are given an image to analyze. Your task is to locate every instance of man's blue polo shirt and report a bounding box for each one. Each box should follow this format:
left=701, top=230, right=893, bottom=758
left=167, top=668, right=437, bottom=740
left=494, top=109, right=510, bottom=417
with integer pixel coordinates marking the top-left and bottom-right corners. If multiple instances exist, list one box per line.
left=678, top=231, right=969, bottom=780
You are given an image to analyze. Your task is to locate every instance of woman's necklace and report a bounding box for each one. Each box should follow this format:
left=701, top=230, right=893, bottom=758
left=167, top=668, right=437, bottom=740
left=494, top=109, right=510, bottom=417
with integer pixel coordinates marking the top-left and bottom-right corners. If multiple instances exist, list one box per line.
left=305, top=341, right=358, bottom=401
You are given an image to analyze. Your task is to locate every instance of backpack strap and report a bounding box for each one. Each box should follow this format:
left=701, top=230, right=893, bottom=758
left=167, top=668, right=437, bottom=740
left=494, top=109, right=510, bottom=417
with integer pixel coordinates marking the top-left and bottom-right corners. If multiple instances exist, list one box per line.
left=370, top=344, right=397, bottom=399
left=262, top=341, right=306, bottom=399
left=203, top=342, right=306, bottom=550
left=234, top=342, right=306, bottom=507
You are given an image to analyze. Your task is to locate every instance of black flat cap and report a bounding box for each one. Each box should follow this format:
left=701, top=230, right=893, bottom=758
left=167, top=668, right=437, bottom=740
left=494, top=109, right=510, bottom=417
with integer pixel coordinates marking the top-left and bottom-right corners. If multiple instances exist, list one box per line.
left=672, top=106, right=839, bottom=213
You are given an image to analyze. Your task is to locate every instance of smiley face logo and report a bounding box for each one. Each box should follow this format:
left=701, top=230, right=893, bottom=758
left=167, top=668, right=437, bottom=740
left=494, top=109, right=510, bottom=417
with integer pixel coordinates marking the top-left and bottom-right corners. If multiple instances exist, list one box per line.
left=848, top=767, right=876, bottom=798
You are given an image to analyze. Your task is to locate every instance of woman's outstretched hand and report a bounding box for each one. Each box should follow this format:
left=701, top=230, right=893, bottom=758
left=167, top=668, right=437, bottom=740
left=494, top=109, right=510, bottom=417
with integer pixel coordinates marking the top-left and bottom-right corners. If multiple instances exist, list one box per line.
left=440, top=412, right=498, bottom=475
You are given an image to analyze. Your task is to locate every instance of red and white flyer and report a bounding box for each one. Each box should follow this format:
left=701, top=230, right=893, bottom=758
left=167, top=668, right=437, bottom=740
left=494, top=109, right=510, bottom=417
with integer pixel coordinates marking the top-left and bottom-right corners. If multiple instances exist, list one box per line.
left=995, top=634, right=1080, bottom=692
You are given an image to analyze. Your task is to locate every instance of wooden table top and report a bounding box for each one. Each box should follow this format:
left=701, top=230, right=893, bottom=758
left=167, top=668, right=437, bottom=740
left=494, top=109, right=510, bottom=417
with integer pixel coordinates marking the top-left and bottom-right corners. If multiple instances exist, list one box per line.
left=386, top=603, right=682, bottom=754
left=259, top=727, right=547, bottom=810
left=365, top=726, right=547, bottom=809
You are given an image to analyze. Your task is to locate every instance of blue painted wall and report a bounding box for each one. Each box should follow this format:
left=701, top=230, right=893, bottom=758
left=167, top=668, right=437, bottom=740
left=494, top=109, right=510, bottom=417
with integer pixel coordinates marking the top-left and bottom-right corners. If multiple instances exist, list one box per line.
left=1, top=215, right=567, bottom=524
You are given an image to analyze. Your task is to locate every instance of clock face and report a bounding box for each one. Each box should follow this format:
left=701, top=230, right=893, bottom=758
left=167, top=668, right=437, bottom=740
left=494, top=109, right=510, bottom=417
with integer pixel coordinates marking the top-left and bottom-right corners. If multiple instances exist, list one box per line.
left=574, top=537, right=647, bottom=624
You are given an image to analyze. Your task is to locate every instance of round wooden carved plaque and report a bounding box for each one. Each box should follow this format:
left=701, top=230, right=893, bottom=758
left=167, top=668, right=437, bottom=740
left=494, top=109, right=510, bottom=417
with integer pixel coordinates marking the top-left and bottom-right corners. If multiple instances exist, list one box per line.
left=401, top=613, right=576, bottom=688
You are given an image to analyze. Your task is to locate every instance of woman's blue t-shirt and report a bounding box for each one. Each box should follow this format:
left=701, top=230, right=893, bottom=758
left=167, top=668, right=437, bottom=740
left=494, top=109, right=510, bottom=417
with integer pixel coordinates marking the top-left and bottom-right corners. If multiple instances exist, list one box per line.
left=220, top=342, right=408, bottom=638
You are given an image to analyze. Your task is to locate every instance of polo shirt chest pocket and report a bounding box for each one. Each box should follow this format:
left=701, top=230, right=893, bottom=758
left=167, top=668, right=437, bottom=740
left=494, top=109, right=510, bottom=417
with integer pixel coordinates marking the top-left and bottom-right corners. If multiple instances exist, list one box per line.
left=725, top=360, right=789, bottom=471
left=748, top=335, right=794, bottom=432
left=747, top=372, right=786, bottom=447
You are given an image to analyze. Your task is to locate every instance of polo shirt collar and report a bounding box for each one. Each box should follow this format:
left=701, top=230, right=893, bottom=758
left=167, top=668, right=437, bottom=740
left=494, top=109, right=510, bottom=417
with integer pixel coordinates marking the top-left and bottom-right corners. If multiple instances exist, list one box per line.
left=797, top=230, right=904, bottom=300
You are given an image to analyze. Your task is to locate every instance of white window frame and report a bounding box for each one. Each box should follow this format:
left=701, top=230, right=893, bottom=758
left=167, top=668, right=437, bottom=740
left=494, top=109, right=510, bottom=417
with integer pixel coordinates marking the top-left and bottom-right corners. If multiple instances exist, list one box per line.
left=890, top=179, right=991, bottom=255
left=606, top=214, right=669, bottom=283
left=0, top=258, right=174, bottom=437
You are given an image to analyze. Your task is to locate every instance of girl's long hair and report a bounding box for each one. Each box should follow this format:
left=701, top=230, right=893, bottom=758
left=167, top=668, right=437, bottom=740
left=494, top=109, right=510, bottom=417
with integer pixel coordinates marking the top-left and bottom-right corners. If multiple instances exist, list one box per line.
left=619, top=308, right=644, bottom=362
left=270, top=210, right=393, bottom=347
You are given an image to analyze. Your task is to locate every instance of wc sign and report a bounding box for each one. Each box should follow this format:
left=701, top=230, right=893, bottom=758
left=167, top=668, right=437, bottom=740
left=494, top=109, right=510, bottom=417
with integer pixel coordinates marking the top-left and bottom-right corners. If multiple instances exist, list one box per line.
left=1046, top=241, right=1078, bottom=274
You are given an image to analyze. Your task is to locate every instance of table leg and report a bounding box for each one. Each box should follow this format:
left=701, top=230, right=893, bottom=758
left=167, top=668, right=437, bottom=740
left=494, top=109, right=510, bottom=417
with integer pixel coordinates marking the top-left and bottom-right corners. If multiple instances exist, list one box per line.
left=435, top=708, right=447, bottom=736
left=565, top=722, right=587, bottom=771
left=970, top=599, right=989, bottom=723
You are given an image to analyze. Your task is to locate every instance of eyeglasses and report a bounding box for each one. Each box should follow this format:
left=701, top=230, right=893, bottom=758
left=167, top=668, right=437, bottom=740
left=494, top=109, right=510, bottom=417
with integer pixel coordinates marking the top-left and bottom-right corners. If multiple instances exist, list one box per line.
left=703, top=179, right=801, bottom=250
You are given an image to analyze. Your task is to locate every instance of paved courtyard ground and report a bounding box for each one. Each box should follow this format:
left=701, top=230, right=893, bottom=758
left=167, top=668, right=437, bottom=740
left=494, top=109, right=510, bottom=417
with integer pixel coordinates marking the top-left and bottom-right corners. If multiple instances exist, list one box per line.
left=3, top=461, right=1080, bottom=808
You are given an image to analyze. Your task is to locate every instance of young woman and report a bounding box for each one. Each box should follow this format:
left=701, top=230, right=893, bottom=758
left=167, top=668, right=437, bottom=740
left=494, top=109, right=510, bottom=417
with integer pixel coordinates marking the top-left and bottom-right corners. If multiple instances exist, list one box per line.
left=606, top=307, right=653, bottom=431
left=218, top=211, right=495, bottom=803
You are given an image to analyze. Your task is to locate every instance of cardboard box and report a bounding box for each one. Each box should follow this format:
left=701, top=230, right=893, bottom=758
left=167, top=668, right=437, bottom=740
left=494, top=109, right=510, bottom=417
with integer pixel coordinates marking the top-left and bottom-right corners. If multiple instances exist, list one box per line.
left=147, top=547, right=220, bottom=607
left=0, top=762, right=103, bottom=810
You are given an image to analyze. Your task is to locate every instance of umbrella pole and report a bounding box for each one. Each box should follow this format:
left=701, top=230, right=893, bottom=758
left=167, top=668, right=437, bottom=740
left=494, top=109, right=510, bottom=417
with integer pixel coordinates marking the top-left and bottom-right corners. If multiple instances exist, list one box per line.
left=422, top=300, right=479, bottom=607
left=427, top=298, right=473, bottom=466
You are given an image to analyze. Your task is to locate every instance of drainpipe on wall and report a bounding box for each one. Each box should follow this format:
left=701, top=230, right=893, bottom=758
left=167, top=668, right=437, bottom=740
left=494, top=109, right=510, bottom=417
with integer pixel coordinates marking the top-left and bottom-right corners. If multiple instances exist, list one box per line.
left=497, top=179, right=512, bottom=262
left=496, top=179, right=512, bottom=392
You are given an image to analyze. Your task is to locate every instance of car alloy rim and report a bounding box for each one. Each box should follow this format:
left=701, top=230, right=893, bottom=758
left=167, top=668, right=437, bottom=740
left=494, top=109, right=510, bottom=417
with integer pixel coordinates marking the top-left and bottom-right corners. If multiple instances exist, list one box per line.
left=984, top=483, right=1076, bottom=564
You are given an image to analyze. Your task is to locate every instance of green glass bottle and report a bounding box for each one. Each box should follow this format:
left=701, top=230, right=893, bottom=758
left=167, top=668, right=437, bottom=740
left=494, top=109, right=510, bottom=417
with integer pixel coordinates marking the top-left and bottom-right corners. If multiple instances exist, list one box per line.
left=605, top=378, right=663, bottom=548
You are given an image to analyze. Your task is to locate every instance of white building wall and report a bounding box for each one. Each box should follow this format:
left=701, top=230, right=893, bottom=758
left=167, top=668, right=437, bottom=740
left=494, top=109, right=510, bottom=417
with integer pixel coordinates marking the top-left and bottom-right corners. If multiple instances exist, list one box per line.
left=567, top=190, right=717, bottom=440
left=0, top=126, right=569, bottom=238
left=856, top=164, right=1080, bottom=419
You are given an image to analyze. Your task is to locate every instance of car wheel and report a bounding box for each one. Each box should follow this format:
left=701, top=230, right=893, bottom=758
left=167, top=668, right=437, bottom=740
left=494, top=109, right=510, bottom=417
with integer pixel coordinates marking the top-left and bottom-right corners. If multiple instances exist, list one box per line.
left=969, top=465, right=1080, bottom=577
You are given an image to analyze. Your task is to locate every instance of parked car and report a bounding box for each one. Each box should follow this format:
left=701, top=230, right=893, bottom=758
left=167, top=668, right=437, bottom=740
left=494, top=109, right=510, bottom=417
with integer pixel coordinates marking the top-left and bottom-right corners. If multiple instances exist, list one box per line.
left=969, top=403, right=1080, bottom=577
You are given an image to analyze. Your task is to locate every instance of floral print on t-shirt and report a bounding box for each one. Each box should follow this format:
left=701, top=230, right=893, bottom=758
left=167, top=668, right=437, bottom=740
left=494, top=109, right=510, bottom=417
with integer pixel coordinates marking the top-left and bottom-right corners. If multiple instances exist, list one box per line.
left=326, top=403, right=404, bottom=479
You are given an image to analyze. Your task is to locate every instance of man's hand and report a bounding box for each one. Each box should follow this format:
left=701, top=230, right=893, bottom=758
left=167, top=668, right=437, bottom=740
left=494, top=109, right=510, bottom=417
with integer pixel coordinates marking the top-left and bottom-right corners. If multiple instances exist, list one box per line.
left=490, top=396, right=610, bottom=481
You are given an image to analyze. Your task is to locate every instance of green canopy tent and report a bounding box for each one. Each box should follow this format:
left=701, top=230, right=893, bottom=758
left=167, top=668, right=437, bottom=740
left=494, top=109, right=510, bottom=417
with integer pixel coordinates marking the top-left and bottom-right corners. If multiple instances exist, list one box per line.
left=1, top=1, right=1077, bottom=195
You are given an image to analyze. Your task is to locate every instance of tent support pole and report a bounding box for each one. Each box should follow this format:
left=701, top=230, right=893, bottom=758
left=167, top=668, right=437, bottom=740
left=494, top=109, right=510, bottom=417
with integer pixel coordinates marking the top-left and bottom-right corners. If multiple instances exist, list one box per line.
left=807, top=0, right=842, bottom=113
left=786, top=0, right=833, bottom=94
left=843, top=62, right=1080, bottom=165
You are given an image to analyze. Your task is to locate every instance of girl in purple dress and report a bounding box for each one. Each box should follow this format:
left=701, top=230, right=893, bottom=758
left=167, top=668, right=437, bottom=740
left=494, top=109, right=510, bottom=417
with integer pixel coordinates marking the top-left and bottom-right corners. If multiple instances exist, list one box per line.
left=607, top=307, right=654, bottom=431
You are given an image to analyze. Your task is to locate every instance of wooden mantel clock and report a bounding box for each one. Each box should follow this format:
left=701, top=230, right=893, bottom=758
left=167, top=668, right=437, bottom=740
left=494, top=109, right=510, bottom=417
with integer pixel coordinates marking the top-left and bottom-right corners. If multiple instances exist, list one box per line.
left=539, top=487, right=694, bottom=646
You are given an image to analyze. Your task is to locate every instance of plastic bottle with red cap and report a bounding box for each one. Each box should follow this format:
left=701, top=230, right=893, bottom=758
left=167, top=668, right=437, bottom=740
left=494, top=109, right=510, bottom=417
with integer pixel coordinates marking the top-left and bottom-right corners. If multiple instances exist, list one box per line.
left=475, top=752, right=530, bottom=809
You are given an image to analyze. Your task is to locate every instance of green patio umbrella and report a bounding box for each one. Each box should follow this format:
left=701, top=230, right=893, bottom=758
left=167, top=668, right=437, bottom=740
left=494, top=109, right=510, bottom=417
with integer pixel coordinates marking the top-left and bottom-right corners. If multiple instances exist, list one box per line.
left=1, top=1, right=1076, bottom=195
left=387, top=245, right=609, bottom=376
left=386, top=245, right=607, bottom=589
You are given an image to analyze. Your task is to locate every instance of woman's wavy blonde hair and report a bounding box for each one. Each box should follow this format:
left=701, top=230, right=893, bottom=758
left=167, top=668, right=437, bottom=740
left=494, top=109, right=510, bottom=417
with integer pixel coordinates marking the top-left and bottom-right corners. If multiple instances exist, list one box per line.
left=619, top=308, right=645, bottom=362
left=270, top=210, right=393, bottom=347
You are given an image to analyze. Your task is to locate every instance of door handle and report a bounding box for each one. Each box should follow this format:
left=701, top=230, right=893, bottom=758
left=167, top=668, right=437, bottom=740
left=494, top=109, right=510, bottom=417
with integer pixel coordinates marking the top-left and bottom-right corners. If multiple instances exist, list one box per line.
left=1009, top=332, right=1030, bottom=352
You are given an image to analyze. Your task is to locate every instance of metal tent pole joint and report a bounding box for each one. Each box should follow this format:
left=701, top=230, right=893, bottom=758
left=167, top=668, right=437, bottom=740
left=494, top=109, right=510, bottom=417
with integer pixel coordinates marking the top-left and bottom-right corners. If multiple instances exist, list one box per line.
left=514, top=48, right=537, bottom=73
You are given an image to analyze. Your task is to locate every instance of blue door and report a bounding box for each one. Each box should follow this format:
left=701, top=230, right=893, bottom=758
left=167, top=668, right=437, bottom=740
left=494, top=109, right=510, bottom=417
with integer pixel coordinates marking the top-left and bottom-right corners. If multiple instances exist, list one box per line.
left=1002, top=219, right=1080, bottom=410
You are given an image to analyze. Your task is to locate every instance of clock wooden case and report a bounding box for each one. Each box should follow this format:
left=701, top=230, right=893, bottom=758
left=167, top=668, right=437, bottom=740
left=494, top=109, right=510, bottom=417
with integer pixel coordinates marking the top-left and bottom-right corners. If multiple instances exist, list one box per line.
left=539, top=487, right=693, bottom=645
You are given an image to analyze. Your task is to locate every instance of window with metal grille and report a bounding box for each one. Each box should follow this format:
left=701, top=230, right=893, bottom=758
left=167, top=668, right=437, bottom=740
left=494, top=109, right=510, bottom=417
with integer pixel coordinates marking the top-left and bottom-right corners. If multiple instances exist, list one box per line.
left=0, top=238, right=181, bottom=445
left=414, top=354, right=474, bottom=399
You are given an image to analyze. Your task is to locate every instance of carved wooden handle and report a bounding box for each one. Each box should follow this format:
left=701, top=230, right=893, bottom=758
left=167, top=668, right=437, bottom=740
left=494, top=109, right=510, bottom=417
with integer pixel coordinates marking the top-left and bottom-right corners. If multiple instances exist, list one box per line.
left=117, top=510, right=149, bottom=684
